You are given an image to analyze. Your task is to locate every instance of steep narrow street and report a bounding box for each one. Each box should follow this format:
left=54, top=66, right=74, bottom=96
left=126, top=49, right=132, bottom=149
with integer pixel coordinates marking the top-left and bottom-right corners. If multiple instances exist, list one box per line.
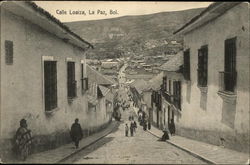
left=62, top=109, right=205, bottom=164
left=61, top=71, right=206, bottom=164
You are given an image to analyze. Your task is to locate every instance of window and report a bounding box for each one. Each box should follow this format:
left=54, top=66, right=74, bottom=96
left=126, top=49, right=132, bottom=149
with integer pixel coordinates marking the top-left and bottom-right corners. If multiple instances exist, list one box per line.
left=67, top=62, right=77, bottom=98
left=173, top=81, right=181, bottom=110
left=197, top=45, right=208, bottom=87
left=183, top=49, right=190, bottom=80
left=158, top=92, right=162, bottom=111
left=151, top=93, right=154, bottom=107
left=223, top=37, right=237, bottom=92
left=81, top=64, right=88, bottom=93
left=168, top=80, right=171, bottom=94
left=44, top=61, right=57, bottom=111
left=5, top=40, right=13, bottom=65
left=163, top=76, right=167, bottom=91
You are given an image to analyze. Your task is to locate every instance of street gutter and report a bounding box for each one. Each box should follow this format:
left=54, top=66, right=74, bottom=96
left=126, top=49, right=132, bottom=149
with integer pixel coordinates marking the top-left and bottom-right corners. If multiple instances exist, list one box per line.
left=147, top=130, right=217, bottom=164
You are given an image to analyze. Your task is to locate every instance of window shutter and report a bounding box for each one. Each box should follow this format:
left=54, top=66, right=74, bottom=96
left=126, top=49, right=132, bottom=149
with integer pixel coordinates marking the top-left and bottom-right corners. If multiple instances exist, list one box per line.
left=67, top=62, right=76, bottom=98
left=169, top=80, right=171, bottom=94
left=86, top=78, right=89, bottom=90
left=224, top=37, right=237, bottom=92
left=184, top=49, right=190, bottom=80
left=197, top=46, right=208, bottom=86
left=44, top=61, right=57, bottom=111
left=5, top=40, right=13, bottom=65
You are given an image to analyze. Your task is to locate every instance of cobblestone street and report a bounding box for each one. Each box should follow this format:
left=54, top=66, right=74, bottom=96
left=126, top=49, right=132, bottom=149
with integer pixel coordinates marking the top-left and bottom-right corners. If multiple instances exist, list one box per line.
left=62, top=112, right=206, bottom=164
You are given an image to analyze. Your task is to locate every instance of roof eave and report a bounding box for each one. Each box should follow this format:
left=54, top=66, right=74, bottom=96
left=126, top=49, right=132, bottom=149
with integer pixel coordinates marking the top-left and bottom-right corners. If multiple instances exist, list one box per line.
left=2, top=1, right=93, bottom=50
left=173, top=2, right=241, bottom=35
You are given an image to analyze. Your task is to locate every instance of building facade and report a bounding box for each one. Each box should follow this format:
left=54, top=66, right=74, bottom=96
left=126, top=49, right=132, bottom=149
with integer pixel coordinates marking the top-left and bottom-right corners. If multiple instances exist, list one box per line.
left=174, top=2, right=249, bottom=152
left=0, top=1, right=113, bottom=160
left=159, top=52, right=183, bottom=131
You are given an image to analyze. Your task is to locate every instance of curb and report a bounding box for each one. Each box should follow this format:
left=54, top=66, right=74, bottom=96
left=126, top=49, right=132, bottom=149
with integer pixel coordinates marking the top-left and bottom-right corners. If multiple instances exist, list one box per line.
left=147, top=130, right=217, bottom=164
left=57, top=121, right=119, bottom=163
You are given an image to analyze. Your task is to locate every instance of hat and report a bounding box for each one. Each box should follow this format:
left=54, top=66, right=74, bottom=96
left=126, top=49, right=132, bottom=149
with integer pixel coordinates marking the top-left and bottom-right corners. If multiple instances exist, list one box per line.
left=20, top=119, right=27, bottom=126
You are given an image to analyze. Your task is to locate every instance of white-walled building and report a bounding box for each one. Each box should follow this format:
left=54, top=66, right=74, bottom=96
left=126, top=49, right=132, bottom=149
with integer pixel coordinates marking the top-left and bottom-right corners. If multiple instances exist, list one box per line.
left=0, top=1, right=113, bottom=160
left=173, top=2, right=249, bottom=152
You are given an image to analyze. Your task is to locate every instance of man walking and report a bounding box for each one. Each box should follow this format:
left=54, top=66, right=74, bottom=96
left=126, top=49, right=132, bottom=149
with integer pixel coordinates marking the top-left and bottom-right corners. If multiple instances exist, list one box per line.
left=70, top=118, right=83, bottom=149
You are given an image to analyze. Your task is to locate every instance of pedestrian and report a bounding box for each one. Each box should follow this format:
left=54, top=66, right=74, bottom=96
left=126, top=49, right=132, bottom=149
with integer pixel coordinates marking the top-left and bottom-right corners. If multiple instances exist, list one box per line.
left=13, top=119, right=33, bottom=161
left=148, top=121, right=151, bottom=130
left=125, top=124, right=129, bottom=137
left=70, top=118, right=83, bottom=149
left=169, top=119, right=176, bottom=136
left=143, top=120, right=147, bottom=131
left=133, top=120, right=137, bottom=133
left=160, top=127, right=170, bottom=141
left=130, top=122, right=134, bottom=136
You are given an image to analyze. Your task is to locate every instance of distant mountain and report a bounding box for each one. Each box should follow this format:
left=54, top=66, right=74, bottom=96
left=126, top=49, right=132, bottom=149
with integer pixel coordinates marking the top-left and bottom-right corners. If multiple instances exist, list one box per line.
left=65, top=8, right=204, bottom=59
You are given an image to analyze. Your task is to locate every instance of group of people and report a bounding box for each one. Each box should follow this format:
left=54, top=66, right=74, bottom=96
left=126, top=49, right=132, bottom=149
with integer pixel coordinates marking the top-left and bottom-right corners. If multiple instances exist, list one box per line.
left=13, top=118, right=83, bottom=161
left=125, top=115, right=137, bottom=137
left=138, top=109, right=151, bottom=131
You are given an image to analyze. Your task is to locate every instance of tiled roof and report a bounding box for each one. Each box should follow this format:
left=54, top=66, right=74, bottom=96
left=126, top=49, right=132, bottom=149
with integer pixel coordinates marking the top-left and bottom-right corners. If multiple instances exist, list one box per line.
left=159, top=52, right=183, bottom=72
left=174, top=2, right=241, bottom=35
left=87, top=65, right=116, bottom=85
left=148, top=72, right=164, bottom=90
left=26, top=2, right=94, bottom=48
left=130, top=79, right=148, bottom=94
left=2, top=1, right=93, bottom=49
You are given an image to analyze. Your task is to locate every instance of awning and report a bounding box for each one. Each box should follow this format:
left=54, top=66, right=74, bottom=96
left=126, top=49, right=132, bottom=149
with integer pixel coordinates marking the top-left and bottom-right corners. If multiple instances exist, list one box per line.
left=98, top=85, right=110, bottom=97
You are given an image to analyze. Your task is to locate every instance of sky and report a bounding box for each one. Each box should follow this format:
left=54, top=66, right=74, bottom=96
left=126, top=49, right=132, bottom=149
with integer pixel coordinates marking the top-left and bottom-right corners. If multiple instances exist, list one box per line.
left=34, top=1, right=212, bottom=22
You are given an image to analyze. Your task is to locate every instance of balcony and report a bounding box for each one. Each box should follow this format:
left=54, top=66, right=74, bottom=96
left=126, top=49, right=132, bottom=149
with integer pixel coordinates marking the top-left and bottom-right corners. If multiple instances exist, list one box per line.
left=161, top=89, right=172, bottom=104
left=173, top=96, right=181, bottom=110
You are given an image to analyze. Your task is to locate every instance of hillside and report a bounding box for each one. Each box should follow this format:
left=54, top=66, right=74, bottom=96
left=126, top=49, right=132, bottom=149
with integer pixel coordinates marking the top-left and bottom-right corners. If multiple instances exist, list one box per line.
left=65, top=8, right=204, bottom=59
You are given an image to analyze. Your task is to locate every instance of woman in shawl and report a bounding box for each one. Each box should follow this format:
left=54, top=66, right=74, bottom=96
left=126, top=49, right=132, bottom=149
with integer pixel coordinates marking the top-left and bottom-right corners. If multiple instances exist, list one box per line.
left=13, top=119, right=33, bottom=161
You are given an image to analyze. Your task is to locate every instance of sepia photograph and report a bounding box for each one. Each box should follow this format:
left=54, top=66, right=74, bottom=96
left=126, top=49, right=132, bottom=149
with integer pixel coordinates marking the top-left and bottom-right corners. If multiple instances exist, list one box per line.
left=0, top=1, right=249, bottom=164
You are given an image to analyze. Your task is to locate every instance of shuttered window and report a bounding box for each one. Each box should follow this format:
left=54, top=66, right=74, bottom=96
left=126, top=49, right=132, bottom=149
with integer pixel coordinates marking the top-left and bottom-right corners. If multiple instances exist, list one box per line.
left=168, top=80, right=171, bottom=94
left=151, top=93, right=154, bottom=107
left=5, top=40, right=13, bottom=65
left=183, top=49, right=190, bottom=80
left=81, top=64, right=89, bottom=94
left=163, top=76, right=167, bottom=91
left=44, top=61, right=57, bottom=111
left=158, top=92, right=162, bottom=111
left=197, top=45, right=208, bottom=87
left=67, top=62, right=77, bottom=98
left=224, top=37, right=237, bottom=92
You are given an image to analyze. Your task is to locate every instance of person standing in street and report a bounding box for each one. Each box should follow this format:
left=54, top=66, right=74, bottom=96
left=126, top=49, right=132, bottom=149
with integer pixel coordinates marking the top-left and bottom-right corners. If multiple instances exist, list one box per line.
left=161, top=126, right=170, bottom=141
left=143, top=120, right=147, bottom=131
left=13, top=119, right=33, bottom=161
left=130, top=121, right=134, bottom=136
left=125, top=124, right=129, bottom=137
left=148, top=120, right=151, bottom=130
left=70, top=118, right=83, bottom=149
left=133, top=120, right=137, bottom=133
left=169, top=118, right=176, bottom=136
